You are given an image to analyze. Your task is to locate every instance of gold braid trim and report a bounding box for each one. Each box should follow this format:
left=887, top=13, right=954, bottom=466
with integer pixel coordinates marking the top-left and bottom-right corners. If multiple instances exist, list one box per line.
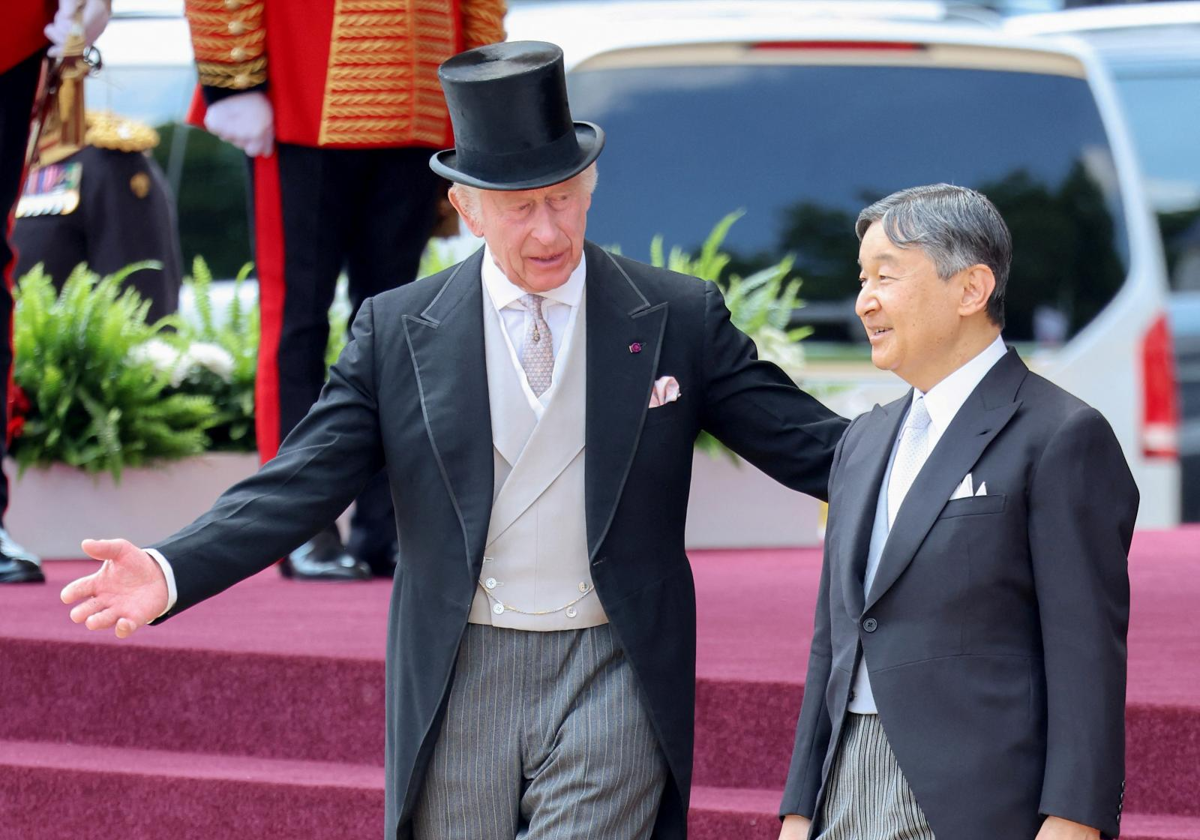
left=196, top=57, right=268, bottom=89
left=334, top=0, right=414, bottom=8
left=85, top=111, right=160, bottom=152
left=322, top=127, right=448, bottom=144
left=322, top=39, right=414, bottom=55
left=332, top=13, right=406, bottom=25
left=319, top=0, right=460, bottom=146
left=186, top=3, right=263, bottom=26
left=462, top=0, right=506, bottom=50
left=185, top=0, right=268, bottom=83
left=191, top=30, right=266, bottom=51
left=328, top=75, right=411, bottom=87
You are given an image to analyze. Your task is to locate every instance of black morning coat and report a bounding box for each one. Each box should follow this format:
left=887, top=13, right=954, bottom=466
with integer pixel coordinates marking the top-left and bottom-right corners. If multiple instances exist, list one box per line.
left=782, top=348, right=1139, bottom=840
left=151, top=242, right=850, bottom=838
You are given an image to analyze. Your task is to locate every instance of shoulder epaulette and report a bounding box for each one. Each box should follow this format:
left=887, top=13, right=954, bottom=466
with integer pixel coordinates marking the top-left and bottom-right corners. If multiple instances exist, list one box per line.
left=85, top=111, right=160, bottom=152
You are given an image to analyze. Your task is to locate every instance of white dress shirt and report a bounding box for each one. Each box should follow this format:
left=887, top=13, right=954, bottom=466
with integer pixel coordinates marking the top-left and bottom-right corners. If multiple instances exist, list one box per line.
left=481, top=245, right=586, bottom=418
left=149, top=247, right=589, bottom=617
left=848, top=334, right=1008, bottom=714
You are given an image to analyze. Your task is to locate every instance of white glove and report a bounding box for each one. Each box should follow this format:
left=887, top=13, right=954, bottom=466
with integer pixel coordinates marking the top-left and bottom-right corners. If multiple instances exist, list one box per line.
left=44, top=0, right=112, bottom=57
left=204, top=92, right=275, bottom=158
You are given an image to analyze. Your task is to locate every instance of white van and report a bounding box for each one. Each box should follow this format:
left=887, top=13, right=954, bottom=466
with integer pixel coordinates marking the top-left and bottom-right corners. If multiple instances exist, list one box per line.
left=93, top=0, right=1181, bottom=527
left=506, top=0, right=1181, bottom=528
left=1007, top=1, right=1200, bottom=519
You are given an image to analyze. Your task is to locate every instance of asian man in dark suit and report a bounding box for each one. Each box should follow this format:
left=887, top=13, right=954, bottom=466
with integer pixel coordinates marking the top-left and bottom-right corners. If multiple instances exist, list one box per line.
left=780, top=184, right=1137, bottom=840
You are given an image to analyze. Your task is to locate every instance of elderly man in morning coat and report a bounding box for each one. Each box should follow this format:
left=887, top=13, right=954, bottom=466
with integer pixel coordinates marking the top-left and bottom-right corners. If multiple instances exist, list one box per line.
left=61, top=41, right=849, bottom=839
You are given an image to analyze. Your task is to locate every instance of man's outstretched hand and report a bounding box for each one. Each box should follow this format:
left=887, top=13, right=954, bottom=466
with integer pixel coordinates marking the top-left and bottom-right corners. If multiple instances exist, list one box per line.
left=61, top=539, right=169, bottom=638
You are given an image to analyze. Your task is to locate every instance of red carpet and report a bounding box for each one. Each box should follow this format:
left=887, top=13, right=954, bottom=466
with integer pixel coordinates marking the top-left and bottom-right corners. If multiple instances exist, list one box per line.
left=1, top=528, right=1198, bottom=838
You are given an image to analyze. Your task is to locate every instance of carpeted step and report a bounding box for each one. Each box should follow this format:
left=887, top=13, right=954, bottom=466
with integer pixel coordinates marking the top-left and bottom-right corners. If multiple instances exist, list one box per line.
left=3, top=743, right=1197, bottom=840
left=688, top=786, right=783, bottom=840
left=1118, top=814, right=1200, bottom=840
left=0, top=636, right=388, bottom=767
left=0, top=738, right=384, bottom=840
left=686, top=786, right=1200, bottom=840
left=4, top=531, right=1198, bottom=832
left=3, top=634, right=1199, bottom=819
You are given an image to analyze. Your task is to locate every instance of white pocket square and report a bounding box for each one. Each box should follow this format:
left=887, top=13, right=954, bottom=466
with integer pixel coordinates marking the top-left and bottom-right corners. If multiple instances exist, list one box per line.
left=950, top=474, right=989, bottom=501
left=649, top=376, right=681, bottom=408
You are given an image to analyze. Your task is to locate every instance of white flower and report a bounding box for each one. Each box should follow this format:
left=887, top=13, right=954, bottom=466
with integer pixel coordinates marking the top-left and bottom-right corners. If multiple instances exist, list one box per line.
left=174, top=342, right=235, bottom=386
left=129, top=338, right=181, bottom=376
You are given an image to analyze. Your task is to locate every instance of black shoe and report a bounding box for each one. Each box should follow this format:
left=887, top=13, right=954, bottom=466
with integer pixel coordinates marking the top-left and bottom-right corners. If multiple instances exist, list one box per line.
left=346, top=529, right=398, bottom=579
left=0, top=528, right=44, bottom=584
left=280, top=525, right=370, bottom=581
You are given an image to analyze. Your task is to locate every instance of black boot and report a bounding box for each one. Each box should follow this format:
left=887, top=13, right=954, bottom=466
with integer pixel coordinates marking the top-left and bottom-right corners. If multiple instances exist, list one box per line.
left=0, top=527, right=44, bottom=584
left=279, top=524, right=370, bottom=581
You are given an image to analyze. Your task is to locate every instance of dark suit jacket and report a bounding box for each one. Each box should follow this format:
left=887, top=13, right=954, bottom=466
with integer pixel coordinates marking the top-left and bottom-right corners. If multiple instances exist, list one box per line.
left=781, top=348, right=1138, bottom=839
left=152, top=242, right=849, bottom=839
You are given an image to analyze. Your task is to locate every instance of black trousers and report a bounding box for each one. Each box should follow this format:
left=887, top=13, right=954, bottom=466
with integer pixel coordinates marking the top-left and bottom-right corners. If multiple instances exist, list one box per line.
left=0, top=50, right=44, bottom=525
left=253, top=142, right=440, bottom=552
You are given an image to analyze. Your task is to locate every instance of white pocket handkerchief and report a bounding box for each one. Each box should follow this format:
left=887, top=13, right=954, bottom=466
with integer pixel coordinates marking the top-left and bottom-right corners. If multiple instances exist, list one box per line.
left=975, top=481, right=988, bottom=497
left=950, top=473, right=974, bottom=501
left=649, top=376, right=681, bottom=408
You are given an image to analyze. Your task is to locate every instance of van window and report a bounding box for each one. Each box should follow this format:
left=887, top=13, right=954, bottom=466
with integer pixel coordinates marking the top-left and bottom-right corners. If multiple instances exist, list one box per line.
left=567, top=63, right=1130, bottom=353
left=1110, top=68, right=1200, bottom=293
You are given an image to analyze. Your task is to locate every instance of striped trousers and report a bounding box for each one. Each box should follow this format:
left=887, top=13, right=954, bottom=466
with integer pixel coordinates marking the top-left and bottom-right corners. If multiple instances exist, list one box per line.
left=817, top=713, right=936, bottom=840
left=411, top=623, right=668, bottom=840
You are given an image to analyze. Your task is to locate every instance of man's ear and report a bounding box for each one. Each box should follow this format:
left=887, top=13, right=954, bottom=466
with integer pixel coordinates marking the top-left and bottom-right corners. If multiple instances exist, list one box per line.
left=447, top=187, right=485, bottom=238
left=958, top=264, right=996, bottom=318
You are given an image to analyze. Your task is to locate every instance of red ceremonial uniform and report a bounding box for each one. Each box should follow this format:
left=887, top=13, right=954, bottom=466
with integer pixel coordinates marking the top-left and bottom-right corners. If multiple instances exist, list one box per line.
left=0, top=1, right=53, bottom=75
left=2, top=2, right=54, bottom=541
left=185, top=0, right=505, bottom=148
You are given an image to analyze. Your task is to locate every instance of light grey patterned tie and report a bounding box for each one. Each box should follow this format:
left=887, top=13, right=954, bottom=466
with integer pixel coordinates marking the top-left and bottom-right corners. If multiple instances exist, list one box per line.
left=520, top=294, right=554, bottom=396
left=887, top=396, right=933, bottom=528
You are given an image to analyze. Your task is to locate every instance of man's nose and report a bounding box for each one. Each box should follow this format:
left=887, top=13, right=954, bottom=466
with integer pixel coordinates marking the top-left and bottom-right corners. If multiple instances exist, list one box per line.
left=856, top=285, right=877, bottom=319
left=529, top=202, right=558, bottom=244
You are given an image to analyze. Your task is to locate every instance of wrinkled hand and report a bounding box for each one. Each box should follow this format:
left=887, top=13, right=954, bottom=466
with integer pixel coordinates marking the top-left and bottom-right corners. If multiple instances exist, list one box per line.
left=779, top=815, right=811, bottom=840
left=61, top=539, right=168, bottom=639
left=204, top=92, right=275, bottom=157
left=1036, top=816, right=1101, bottom=840
left=44, top=0, right=112, bottom=57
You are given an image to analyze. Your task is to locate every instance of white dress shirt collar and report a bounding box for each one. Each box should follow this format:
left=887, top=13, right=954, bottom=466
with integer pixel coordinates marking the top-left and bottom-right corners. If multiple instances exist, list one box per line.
left=481, top=246, right=587, bottom=312
left=915, top=334, right=1008, bottom=434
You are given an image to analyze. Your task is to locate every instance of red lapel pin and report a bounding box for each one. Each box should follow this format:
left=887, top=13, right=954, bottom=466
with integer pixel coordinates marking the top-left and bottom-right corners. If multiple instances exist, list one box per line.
left=629, top=342, right=643, bottom=354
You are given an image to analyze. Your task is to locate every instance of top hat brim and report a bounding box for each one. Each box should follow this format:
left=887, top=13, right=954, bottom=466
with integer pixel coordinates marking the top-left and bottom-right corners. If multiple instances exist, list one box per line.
left=429, top=122, right=604, bottom=192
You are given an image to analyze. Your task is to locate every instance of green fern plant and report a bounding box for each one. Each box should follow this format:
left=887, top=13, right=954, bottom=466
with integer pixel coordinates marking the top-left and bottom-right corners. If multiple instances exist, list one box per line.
left=11, top=264, right=219, bottom=480
left=163, top=258, right=259, bottom=451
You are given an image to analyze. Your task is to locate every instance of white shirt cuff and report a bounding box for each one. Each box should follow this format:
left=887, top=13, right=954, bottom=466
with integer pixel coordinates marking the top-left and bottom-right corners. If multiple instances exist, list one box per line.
left=144, top=548, right=178, bottom=617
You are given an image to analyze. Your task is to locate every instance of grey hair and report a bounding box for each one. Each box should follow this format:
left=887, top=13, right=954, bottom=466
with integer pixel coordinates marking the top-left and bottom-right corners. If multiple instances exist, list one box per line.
left=449, top=163, right=599, bottom=225
left=856, top=183, right=1011, bottom=328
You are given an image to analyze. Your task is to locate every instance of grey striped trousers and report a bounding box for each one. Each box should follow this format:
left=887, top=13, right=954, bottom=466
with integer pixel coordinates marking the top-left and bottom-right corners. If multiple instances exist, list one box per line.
left=411, top=623, right=668, bottom=840
left=817, top=713, right=935, bottom=840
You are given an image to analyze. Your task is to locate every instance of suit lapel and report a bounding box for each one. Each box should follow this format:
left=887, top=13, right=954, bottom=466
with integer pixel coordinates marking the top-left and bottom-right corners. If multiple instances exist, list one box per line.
left=864, top=349, right=1028, bottom=612
left=837, top=399, right=908, bottom=621
left=402, top=249, right=495, bottom=575
left=583, top=243, right=668, bottom=559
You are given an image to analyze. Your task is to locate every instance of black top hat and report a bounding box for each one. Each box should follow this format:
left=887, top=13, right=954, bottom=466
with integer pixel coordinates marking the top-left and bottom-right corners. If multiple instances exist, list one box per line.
left=430, top=41, right=604, bottom=191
